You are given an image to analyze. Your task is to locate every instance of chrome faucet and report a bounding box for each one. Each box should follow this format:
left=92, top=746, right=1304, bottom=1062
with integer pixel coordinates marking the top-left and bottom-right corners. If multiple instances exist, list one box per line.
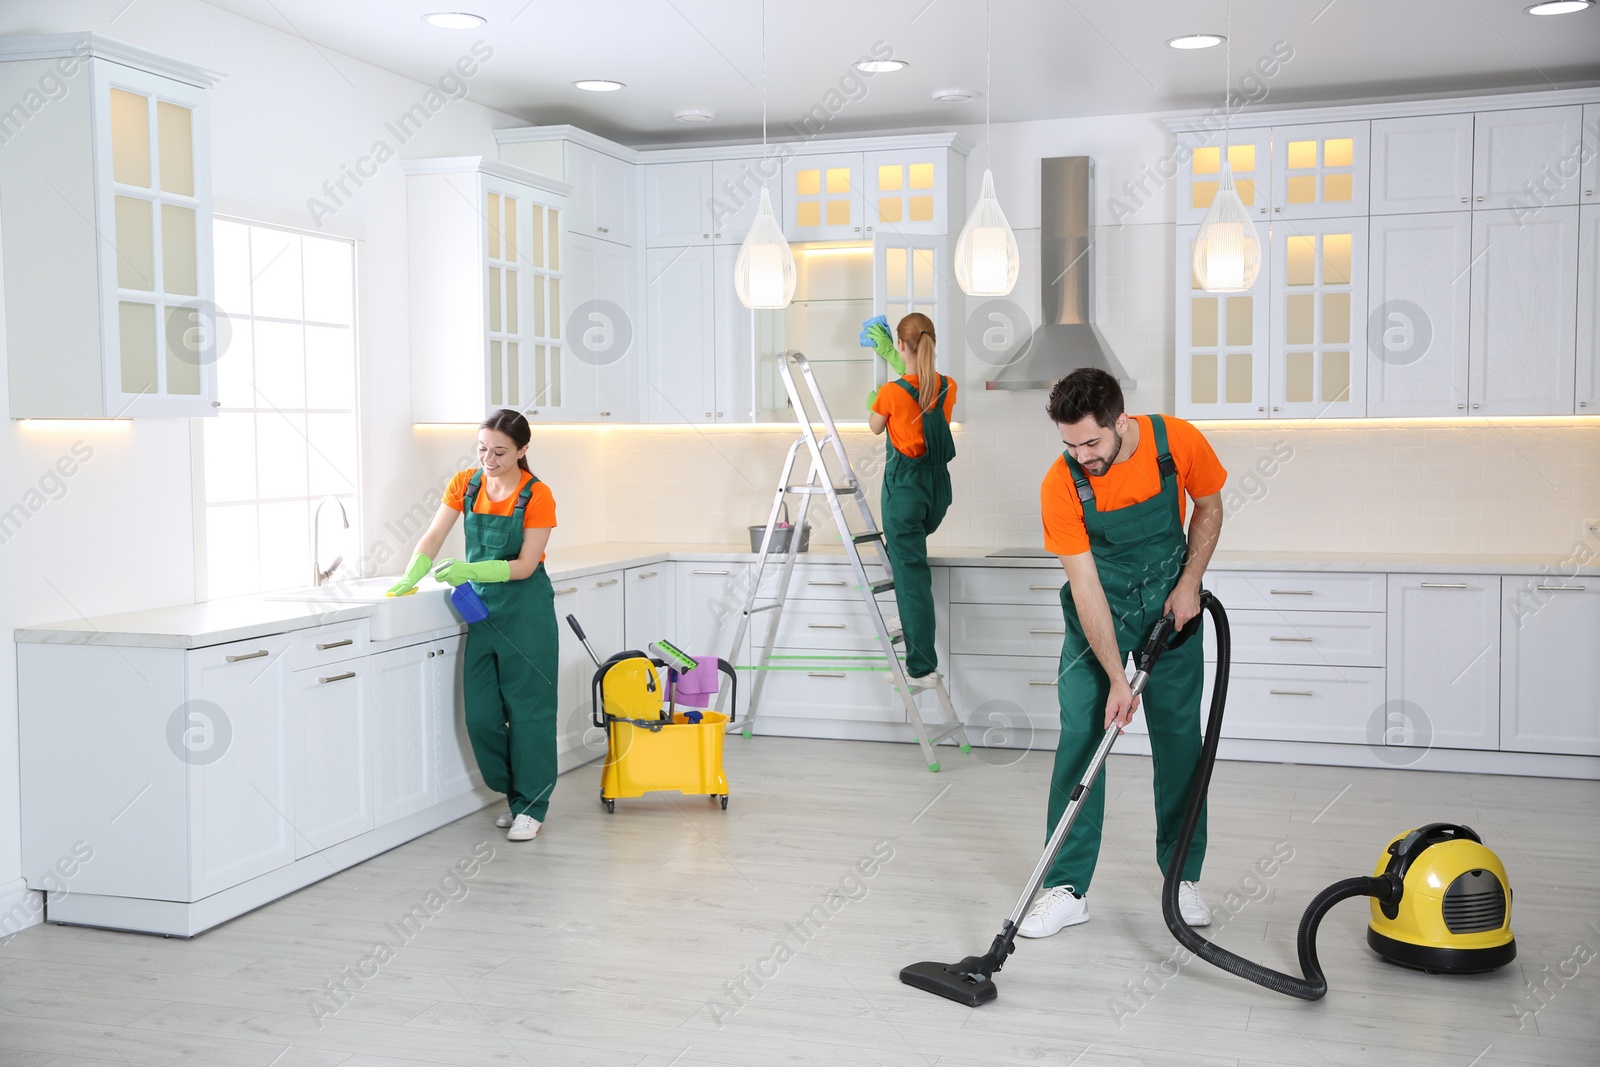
left=313, top=496, right=350, bottom=587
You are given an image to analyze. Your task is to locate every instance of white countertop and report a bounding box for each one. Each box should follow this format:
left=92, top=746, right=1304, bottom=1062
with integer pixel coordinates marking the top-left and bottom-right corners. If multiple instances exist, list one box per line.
left=17, top=542, right=1594, bottom=650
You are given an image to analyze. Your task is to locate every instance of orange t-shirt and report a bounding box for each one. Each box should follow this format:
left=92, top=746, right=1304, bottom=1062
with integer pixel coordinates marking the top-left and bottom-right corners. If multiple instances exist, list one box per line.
left=1041, top=415, right=1226, bottom=557
left=444, top=469, right=557, bottom=561
left=870, top=374, right=958, bottom=457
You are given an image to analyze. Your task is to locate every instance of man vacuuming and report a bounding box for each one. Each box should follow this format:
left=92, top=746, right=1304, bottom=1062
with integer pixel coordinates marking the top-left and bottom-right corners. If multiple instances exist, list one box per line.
left=1021, top=369, right=1228, bottom=938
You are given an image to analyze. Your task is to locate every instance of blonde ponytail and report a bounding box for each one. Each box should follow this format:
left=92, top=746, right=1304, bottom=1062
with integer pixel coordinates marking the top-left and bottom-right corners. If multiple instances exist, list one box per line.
left=895, top=312, right=940, bottom=413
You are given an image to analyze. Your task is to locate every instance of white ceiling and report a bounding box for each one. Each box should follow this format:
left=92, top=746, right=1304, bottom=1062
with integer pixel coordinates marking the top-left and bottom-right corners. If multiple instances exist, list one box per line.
left=199, top=0, right=1600, bottom=144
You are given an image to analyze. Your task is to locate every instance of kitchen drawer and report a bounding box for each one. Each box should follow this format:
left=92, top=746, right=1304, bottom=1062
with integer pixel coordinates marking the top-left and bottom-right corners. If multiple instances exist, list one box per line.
left=757, top=562, right=867, bottom=600
left=1203, top=663, right=1385, bottom=744
left=950, top=567, right=1063, bottom=605
left=949, top=654, right=1062, bottom=734
left=754, top=647, right=902, bottom=723
left=1206, top=572, right=1385, bottom=613
left=763, top=596, right=897, bottom=651
left=950, top=603, right=1064, bottom=657
left=1213, top=609, right=1385, bottom=668
left=290, top=618, right=370, bottom=670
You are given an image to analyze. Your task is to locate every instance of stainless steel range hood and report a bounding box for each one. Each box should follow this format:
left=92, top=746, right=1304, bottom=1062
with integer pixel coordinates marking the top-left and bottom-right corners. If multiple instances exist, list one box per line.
left=986, top=156, right=1134, bottom=392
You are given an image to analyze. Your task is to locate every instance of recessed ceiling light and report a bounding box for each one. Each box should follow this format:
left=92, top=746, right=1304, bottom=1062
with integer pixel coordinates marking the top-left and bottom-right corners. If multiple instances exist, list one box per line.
left=1167, top=33, right=1225, bottom=49
left=1526, top=0, right=1592, bottom=13
left=573, top=79, right=625, bottom=92
left=932, top=88, right=974, bottom=103
left=855, top=58, right=909, bottom=73
left=421, top=12, right=486, bottom=29
left=674, top=108, right=716, bottom=123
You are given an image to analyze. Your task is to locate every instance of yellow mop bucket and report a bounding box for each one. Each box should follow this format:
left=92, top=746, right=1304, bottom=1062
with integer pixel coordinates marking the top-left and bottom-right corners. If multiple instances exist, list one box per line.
left=566, top=614, right=737, bottom=814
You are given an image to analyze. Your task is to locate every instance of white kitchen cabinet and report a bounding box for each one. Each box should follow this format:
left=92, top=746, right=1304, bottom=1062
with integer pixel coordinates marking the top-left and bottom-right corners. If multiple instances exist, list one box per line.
left=676, top=563, right=751, bottom=664
left=427, top=635, right=477, bottom=799
left=555, top=570, right=625, bottom=758
left=624, top=564, right=675, bottom=652
left=644, top=161, right=716, bottom=247
left=1272, top=121, right=1370, bottom=220
left=1468, top=207, right=1579, bottom=414
left=784, top=151, right=867, bottom=241
left=564, top=233, right=639, bottom=421
left=1367, top=212, right=1473, bottom=417
left=1370, top=113, right=1475, bottom=214
left=1387, top=575, right=1500, bottom=751
left=405, top=158, right=570, bottom=423
left=566, top=142, right=635, bottom=245
left=186, top=636, right=295, bottom=899
left=0, top=36, right=218, bottom=418
left=865, top=148, right=948, bottom=235
left=290, top=661, right=371, bottom=856
left=1582, top=103, right=1599, bottom=205
left=644, top=243, right=752, bottom=423
left=753, top=652, right=903, bottom=724
left=371, top=640, right=449, bottom=827
left=1269, top=215, right=1367, bottom=418
left=1472, top=106, right=1585, bottom=210
left=1175, top=130, right=1272, bottom=225
left=1577, top=205, right=1600, bottom=414
left=1500, top=577, right=1600, bottom=755
left=1175, top=221, right=1271, bottom=419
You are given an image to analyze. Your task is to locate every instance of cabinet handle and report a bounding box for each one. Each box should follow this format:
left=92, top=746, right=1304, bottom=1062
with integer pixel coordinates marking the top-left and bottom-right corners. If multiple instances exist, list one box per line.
left=319, top=671, right=357, bottom=684
left=808, top=672, right=845, bottom=679
left=1458, top=403, right=1466, bottom=409
left=705, top=412, right=713, bottom=418
left=555, top=586, right=578, bottom=595
left=1028, top=680, right=1056, bottom=687
left=594, top=578, right=619, bottom=587
left=1534, top=583, right=1586, bottom=592
left=1476, top=196, right=1484, bottom=202
left=703, top=233, right=709, bottom=238
left=693, top=569, right=730, bottom=575
left=315, top=638, right=354, bottom=651
left=808, top=580, right=847, bottom=587
left=1472, top=403, right=1480, bottom=409
left=1029, top=628, right=1066, bottom=635
left=1028, top=584, right=1060, bottom=591
left=808, top=623, right=846, bottom=629
left=1269, top=636, right=1314, bottom=643
left=1460, top=196, right=1468, bottom=203
left=1269, top=689, right=1314, bottom=697
left=226, top=650, right=270, bottom=663
left=715, top=233, right=722, bottom=238
left=600, top=411, right=612, bottom=417
left=636, top=571, right=658, bottom=579
left=1420, top=582, right=1468, bottom=589
left=1269, top=589, right=1314, bottom=596
left=427, top=651, right=436, bottom=658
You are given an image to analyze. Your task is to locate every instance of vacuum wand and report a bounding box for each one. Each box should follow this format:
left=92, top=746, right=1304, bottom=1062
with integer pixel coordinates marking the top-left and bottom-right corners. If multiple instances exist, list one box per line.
left=899, top=613, right=1181, bottom=1007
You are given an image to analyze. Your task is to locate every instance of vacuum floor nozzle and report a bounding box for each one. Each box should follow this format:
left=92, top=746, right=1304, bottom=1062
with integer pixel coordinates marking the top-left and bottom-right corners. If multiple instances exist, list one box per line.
left=898, top=960, right=998, bottom=1007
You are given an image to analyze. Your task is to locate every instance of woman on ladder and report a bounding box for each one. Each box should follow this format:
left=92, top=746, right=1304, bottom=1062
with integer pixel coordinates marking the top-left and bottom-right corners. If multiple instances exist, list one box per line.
left=386, top=408, right=559, bottom=842
left=863, top=312, right=957, bottom=685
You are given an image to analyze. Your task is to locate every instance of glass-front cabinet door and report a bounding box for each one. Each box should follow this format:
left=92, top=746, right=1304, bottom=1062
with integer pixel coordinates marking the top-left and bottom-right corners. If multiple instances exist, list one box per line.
left=865, top=150, right=946, bottom=236
left=782, top=153, right=866, bottom=241
left=1271, top=121, right=1370, bottom=220
left=94, top=61, right=215, bottom=416
left=1174, top=222, right=1270, bottom=419
left=1269, top=216, right=1368, bottom=418
left=1176, top=130, right=1271, bottom=225
left=483, top=177, right=564, bottom=418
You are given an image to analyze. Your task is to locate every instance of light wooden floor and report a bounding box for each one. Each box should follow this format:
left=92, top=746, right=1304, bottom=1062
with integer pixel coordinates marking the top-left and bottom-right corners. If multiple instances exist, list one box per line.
left=2, top=736, right=1597, bottom=1067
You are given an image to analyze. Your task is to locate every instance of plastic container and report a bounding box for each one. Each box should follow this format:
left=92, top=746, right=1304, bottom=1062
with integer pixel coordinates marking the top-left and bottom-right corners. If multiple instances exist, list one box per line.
left=601, top=710, right=730, bottom=808
left=450, top=582, right=490, bottom=624
left=748, top=502, right=811, bottom=553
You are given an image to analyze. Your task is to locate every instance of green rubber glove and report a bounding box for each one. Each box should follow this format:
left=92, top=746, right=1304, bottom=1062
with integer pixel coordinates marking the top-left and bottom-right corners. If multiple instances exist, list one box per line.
left=865, top=322, right=906, bottom=376
left=386, top=552, right=432, bottom=596
left=432, top=558, right=512, bottom=587
left=867, top=387, right=880, bottom=411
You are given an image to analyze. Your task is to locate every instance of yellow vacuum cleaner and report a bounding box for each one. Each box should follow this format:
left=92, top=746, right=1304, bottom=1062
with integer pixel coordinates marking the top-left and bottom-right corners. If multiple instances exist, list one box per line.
left=1367, top=823, right=1516, bottom=974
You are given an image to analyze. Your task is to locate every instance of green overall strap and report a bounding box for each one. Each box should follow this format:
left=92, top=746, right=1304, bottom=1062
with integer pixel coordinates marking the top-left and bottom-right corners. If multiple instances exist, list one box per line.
left=464, top=469, right=537, bottom=523
left=887, top=375, right=956, bottom=464
left=1066, top=414, right=1177, bottom=508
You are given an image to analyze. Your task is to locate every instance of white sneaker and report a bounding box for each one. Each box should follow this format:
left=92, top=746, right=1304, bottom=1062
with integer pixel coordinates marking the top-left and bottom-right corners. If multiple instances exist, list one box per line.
left=907, top=671, right=941, bottom=690
left=507, top=814, right=541, bottom=841
left=495, top=810, right=514, bottom=828
left=1018, top=885, right=1089, bottom=938
left=1179, top=881, right=1212, bottom=927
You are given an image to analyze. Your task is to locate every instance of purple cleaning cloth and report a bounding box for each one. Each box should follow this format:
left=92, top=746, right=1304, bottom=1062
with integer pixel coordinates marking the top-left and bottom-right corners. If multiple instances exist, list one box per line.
left=670, top=656, right=720, bottom=708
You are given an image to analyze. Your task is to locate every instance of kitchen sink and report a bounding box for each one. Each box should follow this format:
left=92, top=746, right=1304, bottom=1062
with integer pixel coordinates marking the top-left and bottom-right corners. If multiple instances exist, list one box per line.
left=264, top=577, right=461, bottom=640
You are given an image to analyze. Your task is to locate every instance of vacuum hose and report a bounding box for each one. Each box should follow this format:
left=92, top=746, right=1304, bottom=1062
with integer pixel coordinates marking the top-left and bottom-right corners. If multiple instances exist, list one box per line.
left=1161, top=593, right=1400, bottom=1001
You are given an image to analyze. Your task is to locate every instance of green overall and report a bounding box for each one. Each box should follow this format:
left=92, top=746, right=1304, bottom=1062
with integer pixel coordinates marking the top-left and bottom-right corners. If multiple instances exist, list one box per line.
left=883, top=375, right=956, bottom=678
left=1045, top=414, right=1207, bottom=893
left=460, top=470, right=560, bottom=821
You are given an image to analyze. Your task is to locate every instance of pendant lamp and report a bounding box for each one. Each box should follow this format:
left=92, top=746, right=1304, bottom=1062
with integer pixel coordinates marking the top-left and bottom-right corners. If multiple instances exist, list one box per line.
left=1192, top=1, right=1261, bottom=292
left=953, top=1, right=1019, bottom=297
left=734, top=2, right=796, bottom=309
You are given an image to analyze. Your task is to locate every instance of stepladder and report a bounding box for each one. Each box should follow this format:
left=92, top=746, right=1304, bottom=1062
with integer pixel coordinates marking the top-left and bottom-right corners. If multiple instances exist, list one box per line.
left=721, top=350, right=972, bottom=771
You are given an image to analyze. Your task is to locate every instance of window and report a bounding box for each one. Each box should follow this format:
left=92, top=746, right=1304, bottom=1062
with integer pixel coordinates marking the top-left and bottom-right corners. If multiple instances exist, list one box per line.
left=199, top=219, right=359, bottom=598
